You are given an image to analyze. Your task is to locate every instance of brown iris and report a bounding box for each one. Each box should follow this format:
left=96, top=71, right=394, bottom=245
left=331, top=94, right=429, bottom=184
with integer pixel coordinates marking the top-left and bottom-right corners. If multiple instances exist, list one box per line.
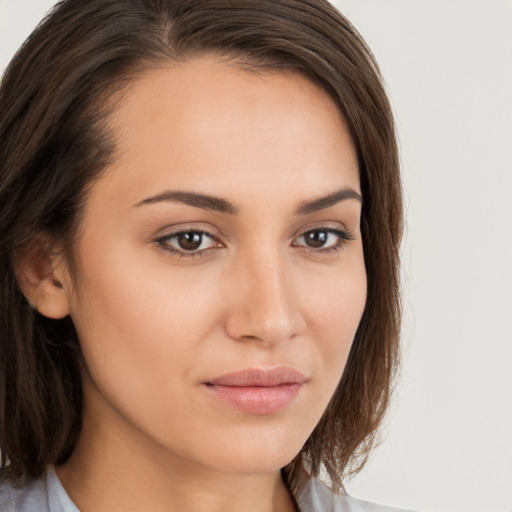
left=304, top=230, right=328, bottom=248
left=177, top=232, right=203, bottom=251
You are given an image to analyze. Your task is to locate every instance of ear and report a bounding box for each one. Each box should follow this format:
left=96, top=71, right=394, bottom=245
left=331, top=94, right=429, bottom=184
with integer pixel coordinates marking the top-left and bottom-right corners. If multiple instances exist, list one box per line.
left=16, top=239, right=72, bottom=319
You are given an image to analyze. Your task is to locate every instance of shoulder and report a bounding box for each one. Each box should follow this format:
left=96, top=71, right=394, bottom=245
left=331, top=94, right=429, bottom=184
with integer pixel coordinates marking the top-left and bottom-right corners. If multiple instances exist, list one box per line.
left=0, top=467, right=78, bottom=512
left=0, top=476, right=50, bottom=512
left=295, top=478, right=418, bottom=512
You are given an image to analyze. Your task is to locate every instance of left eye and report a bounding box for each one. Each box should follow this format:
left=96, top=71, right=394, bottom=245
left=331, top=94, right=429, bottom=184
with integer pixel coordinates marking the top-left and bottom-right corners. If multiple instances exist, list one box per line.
left=158, top=230, right=218, bottom=254
left=294, top=228, right=350, bottom=250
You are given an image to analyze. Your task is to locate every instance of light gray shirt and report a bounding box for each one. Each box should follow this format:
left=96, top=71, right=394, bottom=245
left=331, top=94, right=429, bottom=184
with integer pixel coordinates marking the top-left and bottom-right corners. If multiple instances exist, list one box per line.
left=0, top=467, right=416, bottom=512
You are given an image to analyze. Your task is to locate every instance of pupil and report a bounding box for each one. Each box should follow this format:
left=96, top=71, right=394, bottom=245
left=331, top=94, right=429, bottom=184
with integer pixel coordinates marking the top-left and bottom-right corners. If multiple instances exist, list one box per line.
left=306, top=230, right=327, bottom=248
left=178, top=232, right=202, bottom=251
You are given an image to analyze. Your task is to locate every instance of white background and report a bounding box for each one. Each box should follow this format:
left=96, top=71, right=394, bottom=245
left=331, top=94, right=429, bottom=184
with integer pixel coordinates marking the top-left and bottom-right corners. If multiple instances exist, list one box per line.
left=1, top=1, right=511, bottom=511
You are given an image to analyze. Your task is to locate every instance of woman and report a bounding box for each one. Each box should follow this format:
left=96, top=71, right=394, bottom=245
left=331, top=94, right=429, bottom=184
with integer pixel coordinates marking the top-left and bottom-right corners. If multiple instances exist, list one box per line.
left=0, top=1, right=406, bottom=510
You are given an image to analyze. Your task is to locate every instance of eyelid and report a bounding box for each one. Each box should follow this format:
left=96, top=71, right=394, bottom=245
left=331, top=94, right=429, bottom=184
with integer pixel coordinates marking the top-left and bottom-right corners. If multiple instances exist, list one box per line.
left=153, top=221, right=224, bottom=239
left=153, top=224, right=225, bottom=258
left=291, top=221, right=352, bottom=241
left=291, top=226, right=355, bottom=251
left=294, top=217, right=349, bottom=231
left=152, top=222, right=355, bottom=259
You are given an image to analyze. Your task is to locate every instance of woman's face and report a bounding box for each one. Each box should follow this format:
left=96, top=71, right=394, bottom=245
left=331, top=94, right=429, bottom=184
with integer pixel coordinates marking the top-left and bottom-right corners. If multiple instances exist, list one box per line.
left=60, top=58, right=366, bottom=474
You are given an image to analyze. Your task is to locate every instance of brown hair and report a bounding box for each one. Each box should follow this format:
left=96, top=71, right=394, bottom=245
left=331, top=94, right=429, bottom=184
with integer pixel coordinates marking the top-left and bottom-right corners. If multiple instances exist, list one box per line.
left=0, top=0, right=402, bottom=493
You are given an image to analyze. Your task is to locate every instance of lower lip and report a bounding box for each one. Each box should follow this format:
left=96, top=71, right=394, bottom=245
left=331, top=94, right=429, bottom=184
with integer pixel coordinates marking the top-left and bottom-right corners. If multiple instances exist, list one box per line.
left=204, top=383, right=303, bottom=414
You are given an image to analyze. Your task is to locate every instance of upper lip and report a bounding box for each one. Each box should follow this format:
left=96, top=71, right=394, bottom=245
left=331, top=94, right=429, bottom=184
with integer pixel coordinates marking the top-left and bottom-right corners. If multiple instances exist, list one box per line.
left=206, top=366, right=307, bottom=387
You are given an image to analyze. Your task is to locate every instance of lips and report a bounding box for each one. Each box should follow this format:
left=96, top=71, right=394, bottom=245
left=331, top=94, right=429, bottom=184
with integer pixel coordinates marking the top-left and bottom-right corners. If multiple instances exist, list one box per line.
left=204, top=366, right=307, bottom=414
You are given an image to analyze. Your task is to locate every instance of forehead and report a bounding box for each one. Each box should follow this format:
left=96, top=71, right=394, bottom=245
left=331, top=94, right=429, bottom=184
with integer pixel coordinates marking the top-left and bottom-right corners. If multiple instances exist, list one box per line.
left=90, top=57, right=359, bottom=211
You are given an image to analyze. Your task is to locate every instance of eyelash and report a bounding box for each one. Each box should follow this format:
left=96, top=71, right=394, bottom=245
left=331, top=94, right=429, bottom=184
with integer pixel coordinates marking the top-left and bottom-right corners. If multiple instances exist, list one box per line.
left=292, top=227, right=355, bottom=253
left=155, top=230, right=221, bottom=259
left=155, top=227, right=355, bottom=259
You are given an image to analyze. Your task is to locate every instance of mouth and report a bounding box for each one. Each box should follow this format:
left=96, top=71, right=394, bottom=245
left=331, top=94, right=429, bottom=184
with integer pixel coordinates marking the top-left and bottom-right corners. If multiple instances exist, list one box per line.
left=203, top=366, right=307, bottom=415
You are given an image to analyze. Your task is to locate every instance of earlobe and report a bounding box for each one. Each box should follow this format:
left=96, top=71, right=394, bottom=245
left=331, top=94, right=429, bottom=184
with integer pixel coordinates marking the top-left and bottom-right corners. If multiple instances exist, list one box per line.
left=16, top=241, right=71, bottom=320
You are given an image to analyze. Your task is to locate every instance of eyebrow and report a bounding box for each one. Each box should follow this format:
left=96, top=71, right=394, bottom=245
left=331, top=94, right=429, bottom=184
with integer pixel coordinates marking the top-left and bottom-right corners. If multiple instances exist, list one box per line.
left=134, top=187, right=362, bottom=215
left=294, top=188, right=362, bottom=215
left=134, top=191, right=238, bottom=214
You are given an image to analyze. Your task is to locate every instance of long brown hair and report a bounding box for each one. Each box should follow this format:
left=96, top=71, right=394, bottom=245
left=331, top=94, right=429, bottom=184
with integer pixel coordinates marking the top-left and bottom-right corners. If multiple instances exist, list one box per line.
left=0, top=0, right=402, bottom=493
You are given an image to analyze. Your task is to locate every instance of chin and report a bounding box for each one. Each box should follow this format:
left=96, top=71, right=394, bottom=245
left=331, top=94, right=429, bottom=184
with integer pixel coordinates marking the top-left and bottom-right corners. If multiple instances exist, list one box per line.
left=202, top=448, right=300, bottom=475
left=176, top=423, right=309, bottom=475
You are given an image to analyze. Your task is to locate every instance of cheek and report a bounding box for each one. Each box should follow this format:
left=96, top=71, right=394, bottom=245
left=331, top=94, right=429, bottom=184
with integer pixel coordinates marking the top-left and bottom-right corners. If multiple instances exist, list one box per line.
left=69, top=249, right=231, bottom=462
left=309, top=266, right=367, bottom=404
left=305, top=256, right=367, bottom=355
left=68, top=240, right=223, bottom=409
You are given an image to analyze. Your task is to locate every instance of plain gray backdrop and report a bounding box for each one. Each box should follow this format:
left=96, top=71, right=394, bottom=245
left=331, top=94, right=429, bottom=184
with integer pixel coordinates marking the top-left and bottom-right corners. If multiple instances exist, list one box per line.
left=1, top=1, right=511, bottom=511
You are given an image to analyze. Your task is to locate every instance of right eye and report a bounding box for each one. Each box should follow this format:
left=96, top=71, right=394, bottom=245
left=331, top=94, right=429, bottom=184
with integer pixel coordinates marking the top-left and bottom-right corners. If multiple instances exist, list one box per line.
left=156, top=230, right=222, bottom=257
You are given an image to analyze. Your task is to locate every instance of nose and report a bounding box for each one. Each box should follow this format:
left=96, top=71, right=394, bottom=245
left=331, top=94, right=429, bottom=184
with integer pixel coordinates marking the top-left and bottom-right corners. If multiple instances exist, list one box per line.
left=224, top=249, right=306, bottom=345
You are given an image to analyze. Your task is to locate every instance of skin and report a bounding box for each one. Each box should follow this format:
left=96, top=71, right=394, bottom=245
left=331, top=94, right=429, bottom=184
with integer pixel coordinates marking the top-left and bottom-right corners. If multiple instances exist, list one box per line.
left=29, top=57, right=366, bottom=512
